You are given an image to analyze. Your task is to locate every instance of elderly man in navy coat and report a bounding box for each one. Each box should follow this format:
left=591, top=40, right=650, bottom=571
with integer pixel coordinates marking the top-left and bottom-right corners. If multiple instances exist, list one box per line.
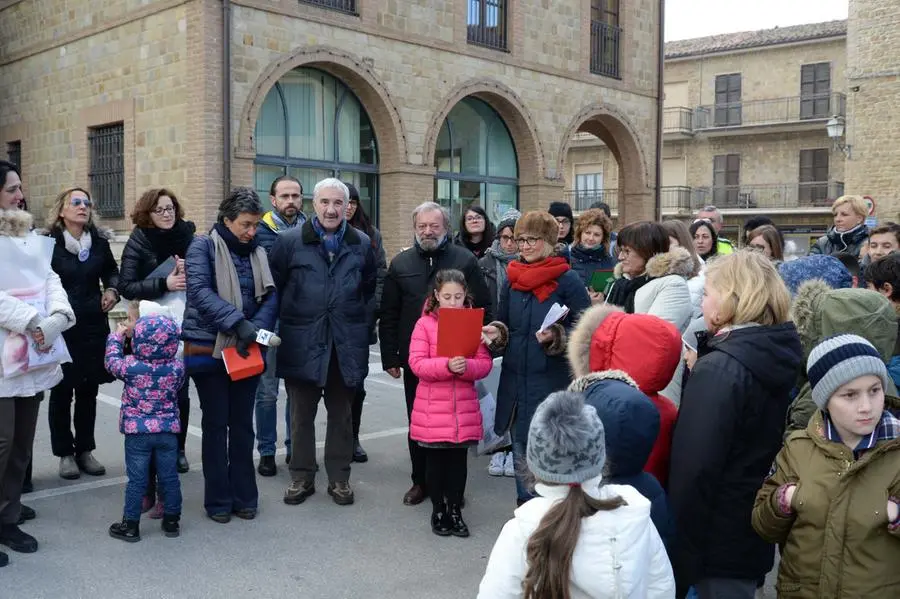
left=268, top=178, right=376, bottom=507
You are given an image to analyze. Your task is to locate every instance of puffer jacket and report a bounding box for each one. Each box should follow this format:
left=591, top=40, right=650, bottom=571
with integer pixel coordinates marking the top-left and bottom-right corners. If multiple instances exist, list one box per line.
left=477, top=481, right=675, bottom=599
left=104, top=315, right=184, bottom=435
left=568, top=304, right=681, bottom=486
left=118, top=221, right=196, bottom=301
left=809, top=224, right=868, bottom=257
left=0, top=210, right=76, bottom=398
left=491, top=263, right=591, bottom=437
left=569, top=243, right=616, bottom=288
left=47, top=226, right=119, bottom=385
left=268, top=221, right=375, bottom=388
left=786, top=280, right=898, bottom=433
left=571, top=371, right=675, bottom=551
left=182, top=233, right=278, bottom=345
left=668, top=323, right=802, bottom=593
left=407, top=308, right=493, bottom=444
left=256, top=210, right=305, bottom=254
left=752, top=397, right=900, bottom=598
left=479, top=241, right=516, bottom=318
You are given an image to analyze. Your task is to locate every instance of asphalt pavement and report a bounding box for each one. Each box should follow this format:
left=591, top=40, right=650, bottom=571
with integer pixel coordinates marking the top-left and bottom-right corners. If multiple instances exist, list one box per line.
left=4, top=349, right=777, bottom=598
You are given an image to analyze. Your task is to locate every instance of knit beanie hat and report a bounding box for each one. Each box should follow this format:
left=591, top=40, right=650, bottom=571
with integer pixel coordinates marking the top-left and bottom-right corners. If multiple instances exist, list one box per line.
left=527, top=391, right=607, bottom=484
left=496, top=211, right=521, bottom=240
left=807, top=334, right=889, bottom=410
left=548, top=201, right=574, bottom=224
left=779, top=255, right=853, bottom=297
left=515, top=211, right=560, bottom=247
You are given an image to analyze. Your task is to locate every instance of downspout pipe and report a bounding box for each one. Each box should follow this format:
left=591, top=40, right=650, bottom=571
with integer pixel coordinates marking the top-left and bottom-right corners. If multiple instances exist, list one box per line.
left=654, top=0, right=665, bottom=222
left=223, top=0, right=232, bottom=194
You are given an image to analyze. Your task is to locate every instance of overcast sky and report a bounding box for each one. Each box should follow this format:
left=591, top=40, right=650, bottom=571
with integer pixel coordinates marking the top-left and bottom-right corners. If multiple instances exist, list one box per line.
left=665, top=0, right=849, bottom=41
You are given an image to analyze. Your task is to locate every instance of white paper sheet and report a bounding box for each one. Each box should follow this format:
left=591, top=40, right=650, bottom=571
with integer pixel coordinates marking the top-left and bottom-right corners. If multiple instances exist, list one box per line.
left=538, top=302, right=569, bottom=333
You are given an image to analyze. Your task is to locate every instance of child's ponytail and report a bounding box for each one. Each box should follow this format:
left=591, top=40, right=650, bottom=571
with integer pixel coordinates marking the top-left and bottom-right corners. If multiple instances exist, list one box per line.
left=522, top=485, right=625, bottom=599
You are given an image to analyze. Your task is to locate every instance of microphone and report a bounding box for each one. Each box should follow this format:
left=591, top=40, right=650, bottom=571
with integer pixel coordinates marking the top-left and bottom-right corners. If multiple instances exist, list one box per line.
left=255, top=329, right=281, bottom=347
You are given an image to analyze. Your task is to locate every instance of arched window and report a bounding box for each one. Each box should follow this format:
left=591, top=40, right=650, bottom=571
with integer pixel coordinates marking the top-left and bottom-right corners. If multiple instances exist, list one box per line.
left=434, top=97, right=518, bottom=228
left=254, top=67, right=378, bottom=223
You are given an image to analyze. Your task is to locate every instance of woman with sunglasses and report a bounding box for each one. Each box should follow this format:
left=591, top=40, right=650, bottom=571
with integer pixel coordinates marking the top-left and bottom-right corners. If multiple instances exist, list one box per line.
left=44, top=188, right=120, bottom=480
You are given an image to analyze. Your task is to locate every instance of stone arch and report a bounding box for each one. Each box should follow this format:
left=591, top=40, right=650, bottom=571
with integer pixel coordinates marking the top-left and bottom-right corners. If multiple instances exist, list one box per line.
left=236, top=45, right=407, bottom=168
left=557, top=104, right=653, bottom=223
left=422, top=79, right=545, bottom=186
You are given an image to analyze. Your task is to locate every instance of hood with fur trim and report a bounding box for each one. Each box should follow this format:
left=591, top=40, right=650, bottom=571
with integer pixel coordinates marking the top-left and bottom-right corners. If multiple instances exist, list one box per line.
left=568, top=304, right=682, bottom=394
left=0, top=209, right=34, bottom=238
left=792, top=279, right=897, bottom=361
left=613, top=247, right=695, bottom=281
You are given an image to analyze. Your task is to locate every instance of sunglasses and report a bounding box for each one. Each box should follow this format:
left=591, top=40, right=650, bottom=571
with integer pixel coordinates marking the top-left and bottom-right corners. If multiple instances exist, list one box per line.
left=70, top=197, right=92, bottom=208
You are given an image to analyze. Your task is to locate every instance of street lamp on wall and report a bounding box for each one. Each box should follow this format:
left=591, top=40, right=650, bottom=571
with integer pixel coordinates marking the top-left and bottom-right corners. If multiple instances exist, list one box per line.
left=827, top=115, right=852, bottom=159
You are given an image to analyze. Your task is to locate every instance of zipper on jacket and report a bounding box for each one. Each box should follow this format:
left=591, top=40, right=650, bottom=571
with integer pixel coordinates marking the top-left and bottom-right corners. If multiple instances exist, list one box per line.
left=452, top=377, right=459, bottom=442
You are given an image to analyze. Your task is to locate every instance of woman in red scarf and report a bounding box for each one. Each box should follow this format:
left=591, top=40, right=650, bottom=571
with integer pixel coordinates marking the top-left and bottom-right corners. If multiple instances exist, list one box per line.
left=482, top=211, right=591, bottom=505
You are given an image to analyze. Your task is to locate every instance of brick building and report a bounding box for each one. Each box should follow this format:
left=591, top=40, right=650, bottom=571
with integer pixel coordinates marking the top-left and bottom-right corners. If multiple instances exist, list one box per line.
left=567, top=0, right=900, bottom=252
left=0, top=0, right=663, bottom=257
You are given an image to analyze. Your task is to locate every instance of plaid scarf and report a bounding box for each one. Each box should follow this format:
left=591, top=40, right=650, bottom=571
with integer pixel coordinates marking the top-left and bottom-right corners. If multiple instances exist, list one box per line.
left=823, top=409, right=900, bottom=458
left=311, top=217, right=347, bottom=262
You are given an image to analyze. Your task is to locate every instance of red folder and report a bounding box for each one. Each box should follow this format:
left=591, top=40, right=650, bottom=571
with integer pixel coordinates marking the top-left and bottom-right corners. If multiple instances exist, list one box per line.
left=222, top=343, right=265, bottom=381
left=437, top=307, right=485, bottom=358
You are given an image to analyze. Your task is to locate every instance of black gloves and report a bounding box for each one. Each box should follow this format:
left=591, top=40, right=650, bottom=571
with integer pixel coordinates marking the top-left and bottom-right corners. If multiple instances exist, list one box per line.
left=233, top=319, right=259, bottom=358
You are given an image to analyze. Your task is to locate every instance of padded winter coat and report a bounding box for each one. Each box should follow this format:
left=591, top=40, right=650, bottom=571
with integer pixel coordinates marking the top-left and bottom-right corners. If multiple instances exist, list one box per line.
left=491, top=265, right=591, bottom=437
left=408, top=309, right=493, bottom=444
left=268, top=221, right=376, bottom=388
left=477, top=481, right=675, bottom=599
left=572, top=372, right=675, bottom=551
left=0, top=210, right=76, bottom=398
left=569, top=244, right=616, bottom=288
left=752, top=396, right=900, bottom=598
left=118, top=222, right=196, bottom=301
left=809, top=224, right=868, bottom=258
left=568, top=304, right=681, bottom=487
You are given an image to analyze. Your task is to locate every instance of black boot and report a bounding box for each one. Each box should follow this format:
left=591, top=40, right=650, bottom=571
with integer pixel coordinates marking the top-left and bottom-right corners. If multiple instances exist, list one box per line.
left=162, top=514, right=180, bottom=538
left=0, top=550, right=7, bottom=567
left=0, top=524, right=37, bottom=553
left=16, top=505, right=36, bottom=525
left=431, top=503, right=452, bottom=537
left=108, top=519, right=141, bottom=543
left=257, top=455, right=277, bottom=477
left=448, top=504, right=469, bottom=538
left=352, top=437, right=368, bottom=463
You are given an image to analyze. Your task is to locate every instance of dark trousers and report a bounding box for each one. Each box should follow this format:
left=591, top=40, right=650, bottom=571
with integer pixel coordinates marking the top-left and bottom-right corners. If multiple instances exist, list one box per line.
left=286, top=351, right=354, bottom=484
left=194, top=371, right=259, bottom=516
left=424, top=446, right=468, bottom=508
left=0, top=396, right=40, bottom=525
left=48, top=379, right=99, bottom=457
left=145, top=380, right=191, bottom=499
left=351, top=385, right=365, bottom=439
left=124, top=434, right=181, bottom=520
left=403, top=368, right=427, bottom=487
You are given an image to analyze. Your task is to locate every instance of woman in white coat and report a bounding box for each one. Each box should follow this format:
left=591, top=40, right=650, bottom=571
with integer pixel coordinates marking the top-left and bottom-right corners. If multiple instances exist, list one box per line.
left=662, top=220, right=704, bottom=320
left=606, top=221, right=694, bottom=405
left=0, top=160, right=75, bottom=566
left=477, top=390, right=674, bottom=599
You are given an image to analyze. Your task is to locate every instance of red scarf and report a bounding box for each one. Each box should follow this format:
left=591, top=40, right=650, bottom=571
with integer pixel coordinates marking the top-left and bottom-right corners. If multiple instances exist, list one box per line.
left=507, top=256, right=570, bottom=302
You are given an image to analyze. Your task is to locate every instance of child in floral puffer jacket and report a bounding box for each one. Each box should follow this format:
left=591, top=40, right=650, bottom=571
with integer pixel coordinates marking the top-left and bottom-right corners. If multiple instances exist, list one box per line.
left=409, top=269, right=493, bottom=538
left=104, top=313, right=184, bottom=542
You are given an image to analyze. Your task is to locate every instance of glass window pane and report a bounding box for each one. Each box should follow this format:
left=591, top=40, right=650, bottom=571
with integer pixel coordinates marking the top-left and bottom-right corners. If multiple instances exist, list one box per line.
left=487, top=117, right=517, bottom=178
left=283, top=69, right=336, bottom=162
left=255, top=86, right=286, bottom=156
left=454, top=100, right=489, bottom=177
left=435, top=122, right=456, bottom=173
left=341, top=171, right=379, bottom=227
left=287, top=166, right=332, bottom=219
left=255, top=165, right=286, bottom=211
left=485, top=184, right=517, bottom=223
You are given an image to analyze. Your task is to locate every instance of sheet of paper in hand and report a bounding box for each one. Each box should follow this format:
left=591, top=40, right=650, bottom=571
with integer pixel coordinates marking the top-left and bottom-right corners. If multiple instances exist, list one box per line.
left=538, top=302, right=569, bottom=334
left=437, top=307, right=485, bottom=358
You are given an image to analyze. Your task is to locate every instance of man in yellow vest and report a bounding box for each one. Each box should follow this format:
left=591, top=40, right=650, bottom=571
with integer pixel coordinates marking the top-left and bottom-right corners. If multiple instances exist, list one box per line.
left=695, top=205, right=735, bottom=254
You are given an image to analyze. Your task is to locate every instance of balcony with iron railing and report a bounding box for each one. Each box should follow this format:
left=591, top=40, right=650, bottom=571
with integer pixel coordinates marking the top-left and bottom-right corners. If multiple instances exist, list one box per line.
left=663, top=107, right=693, bottom=137
left=299, top=0, right=357, bottom=14
left=694, top=92, right=846, bottom=135
left=590, top=21, right=621, bottom=79
left=564, top=189, right=619, bottom=212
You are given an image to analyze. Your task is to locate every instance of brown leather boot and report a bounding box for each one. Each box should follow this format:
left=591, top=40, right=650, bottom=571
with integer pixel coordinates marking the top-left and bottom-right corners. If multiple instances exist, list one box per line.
left=402, top=484, right=427, bottom=506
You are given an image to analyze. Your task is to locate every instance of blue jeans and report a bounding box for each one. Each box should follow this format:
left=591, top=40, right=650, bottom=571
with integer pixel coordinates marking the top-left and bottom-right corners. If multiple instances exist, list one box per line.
left=124, top=433, right=181, bottom=520
left=254, top=338, right=291, bottom=456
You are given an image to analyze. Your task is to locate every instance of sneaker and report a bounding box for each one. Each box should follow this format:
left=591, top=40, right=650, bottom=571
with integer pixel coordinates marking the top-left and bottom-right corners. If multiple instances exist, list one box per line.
left=161, top=514, right=180, bottom=538
left=108, top=519, right=140, bottom=543
left=149, top=501, right=164, bottom=520
left=59, top=456, right=80, bottom=480
left=503, top=452, right=515, bottom=477
left=232, top=508, right=256, bottom=520
left=0, top=524, right=38, bottom=553
left=488, top=453, right=505, bottom=476
left=283, top=480, right=315, bottom=505
left=176, top=452, right=190, bottom=474
left=207, top=513, right=231, bottom=524
left=76, top=451, right=106, bottom=476
left=257, top=455, right=277, bottom=477
left=327, top=481, right=355, bottom=506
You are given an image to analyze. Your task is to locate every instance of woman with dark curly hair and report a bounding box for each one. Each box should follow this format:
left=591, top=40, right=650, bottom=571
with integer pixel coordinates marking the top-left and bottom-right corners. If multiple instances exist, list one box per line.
left=454, top=205, right=496, bottom=258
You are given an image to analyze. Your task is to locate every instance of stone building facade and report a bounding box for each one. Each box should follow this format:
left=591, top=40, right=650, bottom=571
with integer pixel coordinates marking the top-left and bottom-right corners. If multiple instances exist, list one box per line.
left=0, top=0, right=663, bottom=257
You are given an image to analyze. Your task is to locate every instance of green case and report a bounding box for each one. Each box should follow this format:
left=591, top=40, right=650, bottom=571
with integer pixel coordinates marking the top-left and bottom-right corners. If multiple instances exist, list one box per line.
left=589, top=270, right=616, bottom=293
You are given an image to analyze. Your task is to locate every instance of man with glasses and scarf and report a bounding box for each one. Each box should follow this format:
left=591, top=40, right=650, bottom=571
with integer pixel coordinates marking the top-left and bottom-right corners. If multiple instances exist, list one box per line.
left=379, top=202, right=492, bottom=506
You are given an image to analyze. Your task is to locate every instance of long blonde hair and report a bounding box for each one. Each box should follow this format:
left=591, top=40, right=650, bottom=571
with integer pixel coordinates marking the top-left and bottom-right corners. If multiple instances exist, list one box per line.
left=523, top=485, right=626, bottom=599
left=46, top=187, right=97, bottom=232
left=705, top=250, right=790, bottom=329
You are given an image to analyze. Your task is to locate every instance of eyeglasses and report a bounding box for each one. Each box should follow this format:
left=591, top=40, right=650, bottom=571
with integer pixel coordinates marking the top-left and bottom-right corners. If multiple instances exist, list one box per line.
left=554, top=217, right=570, bottom=225
left=70, top=197, right=92, bottom=208
left=153, top=206, right=175, bottom=215
left=465, top=215, right=485, bottom=222
left=516, top=236, right=541, bottom=248
left=499, top=234, right=515, bottom=243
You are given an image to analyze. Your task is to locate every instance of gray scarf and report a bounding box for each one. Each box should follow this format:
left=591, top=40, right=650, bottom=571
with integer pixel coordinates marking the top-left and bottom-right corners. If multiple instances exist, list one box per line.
left=209, top=229, right=275, bottom=359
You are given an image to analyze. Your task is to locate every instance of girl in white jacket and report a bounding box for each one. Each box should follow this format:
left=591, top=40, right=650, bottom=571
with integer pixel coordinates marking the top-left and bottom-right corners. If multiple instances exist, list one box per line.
left=477, top=390, right=674, bottom=599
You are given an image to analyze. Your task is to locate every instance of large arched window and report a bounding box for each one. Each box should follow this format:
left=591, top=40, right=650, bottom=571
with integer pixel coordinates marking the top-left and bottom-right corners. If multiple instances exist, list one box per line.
left=254, top=67, right=378, bottom=223
left=434, top=97, right=518, bottom=228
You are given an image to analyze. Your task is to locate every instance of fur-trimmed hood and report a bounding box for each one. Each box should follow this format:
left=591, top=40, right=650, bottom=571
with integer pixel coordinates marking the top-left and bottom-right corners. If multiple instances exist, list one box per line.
left=613, top=247, right=695, bottom=280
left=792, top=278, right=897, bottom=360
left=567, top=303, right=682, bottom=394
left=0, top=209, right=34, bottom=237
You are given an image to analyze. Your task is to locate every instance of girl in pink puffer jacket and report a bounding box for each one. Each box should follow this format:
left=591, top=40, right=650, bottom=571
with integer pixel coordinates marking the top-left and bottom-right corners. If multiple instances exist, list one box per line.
left=409, top=269, right=493, bottom=539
